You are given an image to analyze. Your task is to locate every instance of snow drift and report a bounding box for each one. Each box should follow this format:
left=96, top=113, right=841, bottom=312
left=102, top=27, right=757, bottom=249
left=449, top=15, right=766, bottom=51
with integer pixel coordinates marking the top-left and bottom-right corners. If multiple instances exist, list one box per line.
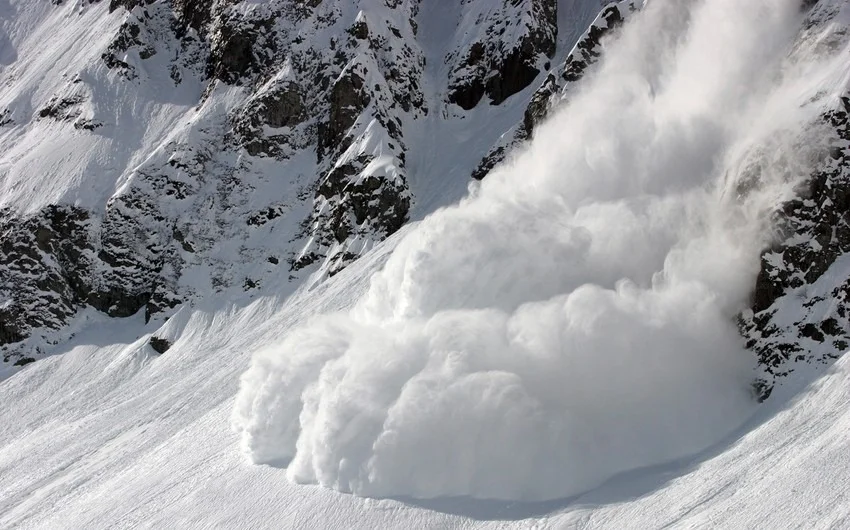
left=233, top=0, right=844, bottom=501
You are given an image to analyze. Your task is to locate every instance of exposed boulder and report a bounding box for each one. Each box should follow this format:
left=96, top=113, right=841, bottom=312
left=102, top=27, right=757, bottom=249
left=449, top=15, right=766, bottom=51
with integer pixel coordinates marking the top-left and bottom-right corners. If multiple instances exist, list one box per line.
left=12, top=357, right=35, bottom=367
left=149, top=336, right=172, bottom=354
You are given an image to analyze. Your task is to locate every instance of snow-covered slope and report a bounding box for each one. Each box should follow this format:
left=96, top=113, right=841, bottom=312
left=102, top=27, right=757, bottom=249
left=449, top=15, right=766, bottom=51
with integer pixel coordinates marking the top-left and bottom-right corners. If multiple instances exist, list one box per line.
left=3, top=0, right=850, bottom=527
left=1, top=236, right=849, bottom=529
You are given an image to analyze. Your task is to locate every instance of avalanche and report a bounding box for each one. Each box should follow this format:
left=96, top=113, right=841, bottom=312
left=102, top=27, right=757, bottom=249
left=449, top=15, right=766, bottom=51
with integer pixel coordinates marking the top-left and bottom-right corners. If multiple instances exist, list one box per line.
left=233, top=0, right=850, bottom=502
left=1, top=0, right=850, bottom=527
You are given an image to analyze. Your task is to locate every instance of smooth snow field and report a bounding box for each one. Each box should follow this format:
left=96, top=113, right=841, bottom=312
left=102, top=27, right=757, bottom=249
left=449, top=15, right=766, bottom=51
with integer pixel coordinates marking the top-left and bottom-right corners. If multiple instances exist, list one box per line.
left=2, top=0, right=850, bottom=527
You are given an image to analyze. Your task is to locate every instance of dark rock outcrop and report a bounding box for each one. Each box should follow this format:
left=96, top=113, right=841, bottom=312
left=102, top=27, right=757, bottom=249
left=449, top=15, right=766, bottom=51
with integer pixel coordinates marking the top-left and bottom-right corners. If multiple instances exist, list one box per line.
left=149, top=336, right=172, bottom=353
left=473, top=0, right=637, bottom=179
left=232, top=82, right=310, bottom=158
left=12, top=0, right=844, bottom=384
left=741, top=97, right=850, bottom=397
left=0, top=206, right=93, bottom=353
left=207, top=12, right=275, bottom=84
left=0, top=202, right=173, bottom=362
left=12, top=357, right=35, bottom=367
left=318, top=70, right=370, bottom=158
left=294, top=153, right=411, bottom=275
left=172, top=0, right=215, bottom=34
left=448, top=0, right=558, bottom=110
left=101, top=2, right=209, bottom=84
left=108, top=0, right=153, bottom=14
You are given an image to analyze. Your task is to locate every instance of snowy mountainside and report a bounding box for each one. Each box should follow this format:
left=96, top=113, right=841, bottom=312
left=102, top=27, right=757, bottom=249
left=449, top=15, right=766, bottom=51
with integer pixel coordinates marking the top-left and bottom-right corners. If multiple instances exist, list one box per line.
left=2, top=0, right=850, bottom=527
left=474, top=0, right=639, bottom=179
left=0, top=0, right=608, bottom=363
left=741, top=0, right=850, bottom=396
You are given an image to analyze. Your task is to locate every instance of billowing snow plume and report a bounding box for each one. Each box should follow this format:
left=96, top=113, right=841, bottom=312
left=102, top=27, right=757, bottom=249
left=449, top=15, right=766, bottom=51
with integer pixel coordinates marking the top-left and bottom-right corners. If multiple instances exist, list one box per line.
left=233, top=0, right=844, bottom=501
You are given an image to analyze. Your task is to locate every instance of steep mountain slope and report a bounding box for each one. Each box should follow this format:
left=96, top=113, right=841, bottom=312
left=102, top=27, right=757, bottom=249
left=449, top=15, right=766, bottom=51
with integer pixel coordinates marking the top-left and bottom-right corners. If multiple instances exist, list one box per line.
left=231, top=0, right=850, bottom=502
left=4, top=0, right=847, bottom=398
left=2, top=0, right=850, bottom=527
left=739, top=0, right=850, bottom=397
left=0, top=0, right=608, bottom=364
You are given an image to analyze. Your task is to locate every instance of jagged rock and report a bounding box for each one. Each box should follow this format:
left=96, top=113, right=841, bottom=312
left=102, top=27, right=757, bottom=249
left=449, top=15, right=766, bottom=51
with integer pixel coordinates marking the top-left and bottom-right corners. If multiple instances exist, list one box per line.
left=101, top=1, right=209, bottom=85
left=261, top=87, right=306, bottom=128
left=102, top=20, right=156, bottom=78
left=172, top=0, right=215, bottom=34
left=108, top=0, right=153, bottom=14
left=563, top=3, right=626, bottom=82
left=0, top=206, right=91, bottom=348
left=232, top=83, right=310, bottom=157
left=294, top=149, right=411, bottom=276
left=319, top=71, right=370, bottom=157
left=315, top=156, right=409, bottom=242
left=741, top=95, right=850, bottom=395
left=207, top=13, right=275, bottom=84
left=38, top=94, right=84, bottom=121
left=12, top=357, right=35, bottom=367
left=19, top=0, right=844, bottom=386
left=447, top=0, right=557, bottom=110
left=149, top=336, right=172, bottom=353
left=0, top=0, right=568, bottom=367
left=247, top=206, right=287, bottom=227
left=472, top=0, right=637, bottom=179
left=0, top=193, right=182, bottom=362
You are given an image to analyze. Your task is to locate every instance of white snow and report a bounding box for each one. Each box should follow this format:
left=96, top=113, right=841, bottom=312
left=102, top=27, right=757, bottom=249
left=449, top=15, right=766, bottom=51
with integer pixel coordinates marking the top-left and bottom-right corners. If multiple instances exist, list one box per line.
left=233, top=0, right=849, bottom=502
left=1, top=236, right=849, bottom=528
left=2, top=0, right=850, bottom=526
left=0, top=0, right=204, bottom=214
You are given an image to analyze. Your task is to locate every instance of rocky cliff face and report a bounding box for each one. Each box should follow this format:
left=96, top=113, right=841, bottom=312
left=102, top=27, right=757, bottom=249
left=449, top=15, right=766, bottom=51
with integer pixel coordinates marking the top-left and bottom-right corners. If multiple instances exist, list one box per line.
left=733, top=0, right=850, bottom=398
left=472, top=0, right=637, bottom=179
left=741, top=96, right=850, bottom=398
left=2, top=0, right=850, bottom=399
left=0, top=0, right=581, bottom=362
left=446, top=0, right=557, bottom=110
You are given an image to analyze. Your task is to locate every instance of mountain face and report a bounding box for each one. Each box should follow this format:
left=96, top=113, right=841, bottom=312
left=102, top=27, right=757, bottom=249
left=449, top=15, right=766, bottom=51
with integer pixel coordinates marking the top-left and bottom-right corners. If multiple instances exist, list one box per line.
left=0, top=0, right=849, bottom=402
left=740, top=0, right=850, bottom=397
left=0, top=0, right=615, bottom=363
left=3, top=0, right=850, bottom=524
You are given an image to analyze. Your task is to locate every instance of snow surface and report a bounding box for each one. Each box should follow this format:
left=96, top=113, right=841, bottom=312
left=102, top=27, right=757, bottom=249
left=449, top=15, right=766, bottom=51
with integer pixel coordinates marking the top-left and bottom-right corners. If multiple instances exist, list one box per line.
left=1, top=231, right=850, bottom=529
left=2, top=0, right=850, bottom=526
left=0, top=0, right=204, bottom=214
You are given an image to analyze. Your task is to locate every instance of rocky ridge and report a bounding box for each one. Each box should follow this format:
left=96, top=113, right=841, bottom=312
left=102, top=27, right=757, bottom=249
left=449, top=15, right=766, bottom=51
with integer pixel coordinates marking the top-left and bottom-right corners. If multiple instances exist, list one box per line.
left=0, top=0, right=577, bottom=362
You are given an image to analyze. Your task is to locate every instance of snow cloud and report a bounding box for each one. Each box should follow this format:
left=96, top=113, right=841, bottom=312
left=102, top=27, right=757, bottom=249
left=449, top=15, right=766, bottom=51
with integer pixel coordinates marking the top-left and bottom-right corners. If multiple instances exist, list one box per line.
left=233, top=0, right=842, bottom=501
